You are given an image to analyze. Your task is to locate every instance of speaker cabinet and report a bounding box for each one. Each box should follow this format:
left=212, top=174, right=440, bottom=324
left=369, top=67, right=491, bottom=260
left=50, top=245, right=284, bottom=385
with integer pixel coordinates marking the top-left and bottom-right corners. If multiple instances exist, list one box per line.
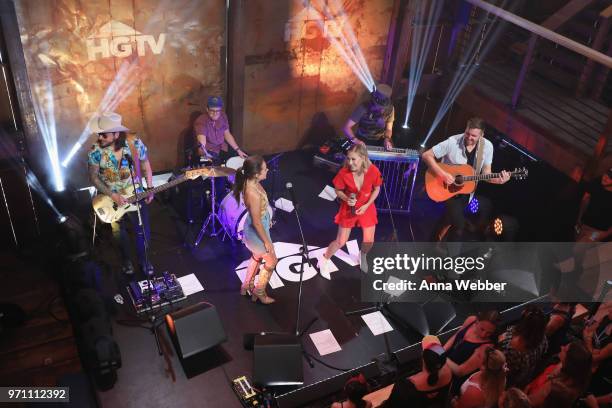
left=166, top=302, right=227, bottom=358
left=253, top=334, right=303, bottom=387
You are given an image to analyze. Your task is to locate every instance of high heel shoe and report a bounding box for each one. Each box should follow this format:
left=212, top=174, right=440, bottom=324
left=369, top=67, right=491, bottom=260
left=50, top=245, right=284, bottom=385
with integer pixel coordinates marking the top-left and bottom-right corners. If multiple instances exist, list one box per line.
left=251, top=288, right=275, bottom=304
left=240, top=279, right=255, bottom=296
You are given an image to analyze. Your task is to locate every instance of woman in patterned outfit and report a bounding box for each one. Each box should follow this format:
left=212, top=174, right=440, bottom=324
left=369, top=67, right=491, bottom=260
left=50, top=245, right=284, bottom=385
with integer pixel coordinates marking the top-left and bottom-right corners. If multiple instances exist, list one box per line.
left=232, top=156, right=276, bottom=304
left=499, top=305, right=548, bottom=388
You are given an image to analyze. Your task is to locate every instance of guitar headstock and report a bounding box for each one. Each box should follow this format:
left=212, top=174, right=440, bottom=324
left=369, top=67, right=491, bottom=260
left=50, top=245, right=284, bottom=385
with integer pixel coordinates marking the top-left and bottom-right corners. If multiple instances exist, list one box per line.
left=184, top=167, right=211, bottom=180
left=511, top=167, right=528, bottom=180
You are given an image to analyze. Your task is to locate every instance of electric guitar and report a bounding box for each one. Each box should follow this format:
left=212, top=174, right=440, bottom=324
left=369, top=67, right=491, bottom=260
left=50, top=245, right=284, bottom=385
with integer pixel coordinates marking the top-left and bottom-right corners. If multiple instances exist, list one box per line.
left=92, top=168, right=209, bottom=223
left=425, top=163, right=528, bottom=202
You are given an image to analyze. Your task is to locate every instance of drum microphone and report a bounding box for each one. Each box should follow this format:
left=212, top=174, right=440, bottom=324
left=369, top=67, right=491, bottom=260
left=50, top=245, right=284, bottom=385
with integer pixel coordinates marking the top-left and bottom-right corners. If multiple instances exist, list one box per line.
left=349, top=193, right=356, bottom=215
left=286, top=182, right=299, bottom=209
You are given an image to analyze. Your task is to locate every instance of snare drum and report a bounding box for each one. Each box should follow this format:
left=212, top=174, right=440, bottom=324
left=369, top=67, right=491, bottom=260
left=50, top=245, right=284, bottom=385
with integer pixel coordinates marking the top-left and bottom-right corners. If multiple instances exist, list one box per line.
left=225, top=156, right=245, bottom=184
left=219, top=192, right=273, bottom=240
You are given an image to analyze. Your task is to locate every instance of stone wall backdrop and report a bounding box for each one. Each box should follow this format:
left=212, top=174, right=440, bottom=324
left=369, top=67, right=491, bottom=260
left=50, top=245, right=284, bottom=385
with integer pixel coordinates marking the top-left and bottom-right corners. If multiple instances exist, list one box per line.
left=241, top=0, right=394, bottom=154
left=15, top=0, right=225, bottom=188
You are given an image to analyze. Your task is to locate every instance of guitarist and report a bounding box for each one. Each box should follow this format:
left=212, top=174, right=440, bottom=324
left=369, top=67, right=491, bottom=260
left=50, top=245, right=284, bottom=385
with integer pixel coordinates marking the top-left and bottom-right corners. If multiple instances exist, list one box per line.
left=88, top=112, right=154, bottom=276
left=422, top=117, right=510, bottom=241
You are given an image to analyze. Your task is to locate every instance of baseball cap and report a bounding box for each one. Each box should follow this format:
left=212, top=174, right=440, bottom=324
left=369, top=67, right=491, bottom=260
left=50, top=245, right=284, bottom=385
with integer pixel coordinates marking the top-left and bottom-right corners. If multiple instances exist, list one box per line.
left=207, top=96, right=223, bottom=109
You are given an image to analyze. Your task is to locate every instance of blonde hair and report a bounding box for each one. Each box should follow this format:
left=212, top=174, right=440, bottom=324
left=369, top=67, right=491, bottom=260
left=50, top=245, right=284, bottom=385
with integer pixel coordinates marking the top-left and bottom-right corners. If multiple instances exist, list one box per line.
left=481, top=348, right=507, bottom=407
left=344, top=143, right=371, bottom=173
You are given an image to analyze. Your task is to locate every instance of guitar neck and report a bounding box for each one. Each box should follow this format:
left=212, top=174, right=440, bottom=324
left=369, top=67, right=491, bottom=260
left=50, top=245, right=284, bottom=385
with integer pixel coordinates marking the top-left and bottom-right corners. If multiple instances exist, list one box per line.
left=127, top=175, right=186, bottom=204
left=463, top=171, right=516, bottom=182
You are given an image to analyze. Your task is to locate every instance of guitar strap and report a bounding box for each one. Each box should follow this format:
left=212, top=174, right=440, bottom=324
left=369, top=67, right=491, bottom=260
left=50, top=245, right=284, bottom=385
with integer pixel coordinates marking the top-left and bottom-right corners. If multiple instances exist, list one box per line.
left=126, top=134, right=142, bottom=186
left=467, top=137, right=486, bottom=201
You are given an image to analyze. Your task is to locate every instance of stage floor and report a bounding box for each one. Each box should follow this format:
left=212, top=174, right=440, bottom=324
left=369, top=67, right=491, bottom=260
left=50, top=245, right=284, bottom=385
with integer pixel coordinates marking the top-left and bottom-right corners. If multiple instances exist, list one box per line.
left=92, top=148, right=576, bottom=407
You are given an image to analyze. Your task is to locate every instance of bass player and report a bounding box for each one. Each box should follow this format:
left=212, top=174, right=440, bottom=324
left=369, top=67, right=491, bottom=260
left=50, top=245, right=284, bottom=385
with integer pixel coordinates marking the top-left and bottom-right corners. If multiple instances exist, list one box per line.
left=88, top=112, right=154, bottom=276
left=422, top=117, right=510, bottom=241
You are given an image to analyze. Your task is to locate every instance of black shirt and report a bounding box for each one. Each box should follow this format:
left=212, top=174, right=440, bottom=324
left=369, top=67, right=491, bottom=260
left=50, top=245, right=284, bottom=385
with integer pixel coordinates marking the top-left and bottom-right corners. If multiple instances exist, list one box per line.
left=582, top=177, right=612, bottom=231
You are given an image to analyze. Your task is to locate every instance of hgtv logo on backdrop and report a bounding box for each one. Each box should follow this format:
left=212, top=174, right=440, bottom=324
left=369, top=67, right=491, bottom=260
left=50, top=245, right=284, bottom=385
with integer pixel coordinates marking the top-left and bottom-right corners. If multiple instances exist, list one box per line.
left=86, top=21, right=166, bottom=61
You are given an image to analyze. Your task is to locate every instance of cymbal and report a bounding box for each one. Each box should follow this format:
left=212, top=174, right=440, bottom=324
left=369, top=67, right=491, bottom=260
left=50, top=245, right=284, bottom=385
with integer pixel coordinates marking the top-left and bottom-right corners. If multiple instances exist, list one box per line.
left=199, top=166, right=236, bottom=178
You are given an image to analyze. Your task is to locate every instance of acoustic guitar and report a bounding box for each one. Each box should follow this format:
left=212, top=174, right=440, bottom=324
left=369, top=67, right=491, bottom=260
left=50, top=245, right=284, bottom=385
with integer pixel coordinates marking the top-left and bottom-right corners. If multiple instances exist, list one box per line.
left=425, top=163, right=528, bottom=202
left=92, top=168, right=210, bottom=223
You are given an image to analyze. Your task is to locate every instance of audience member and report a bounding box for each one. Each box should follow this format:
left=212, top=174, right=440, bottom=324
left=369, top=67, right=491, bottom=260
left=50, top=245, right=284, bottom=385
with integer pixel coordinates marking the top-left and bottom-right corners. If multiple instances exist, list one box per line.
left=499, top=305, right=548, bottom=387
left=499, top=388, right=532, bottom=408
left=452, top=347, right=507, bottom=408
left=384, top=335, right=452, bottom=408
left=526, top=340, right=592, bottom=407
left=545, top=302, right=577, bottom=357
left=331, top=373, right=372, bottom=408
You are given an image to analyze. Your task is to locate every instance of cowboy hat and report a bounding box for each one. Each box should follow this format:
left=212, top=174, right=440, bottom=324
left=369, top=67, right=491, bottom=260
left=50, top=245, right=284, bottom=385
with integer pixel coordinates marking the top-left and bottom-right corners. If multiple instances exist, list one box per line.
left=90, top=112, right=130, bottom=133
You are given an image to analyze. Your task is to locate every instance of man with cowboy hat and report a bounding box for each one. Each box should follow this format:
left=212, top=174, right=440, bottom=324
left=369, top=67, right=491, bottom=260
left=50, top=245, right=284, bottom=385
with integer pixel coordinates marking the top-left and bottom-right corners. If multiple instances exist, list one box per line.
left=88, top=112, right=154, bottom=276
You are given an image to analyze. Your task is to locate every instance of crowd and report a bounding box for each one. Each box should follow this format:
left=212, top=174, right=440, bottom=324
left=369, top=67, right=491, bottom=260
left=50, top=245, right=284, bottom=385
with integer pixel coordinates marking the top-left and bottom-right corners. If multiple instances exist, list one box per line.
left=333, top=302, right=611, bottom=408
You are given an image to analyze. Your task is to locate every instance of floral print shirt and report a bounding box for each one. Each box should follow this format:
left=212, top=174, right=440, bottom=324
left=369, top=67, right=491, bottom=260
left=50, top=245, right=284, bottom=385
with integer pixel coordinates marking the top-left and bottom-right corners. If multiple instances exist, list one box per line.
left=87, top=138, right=148, bottom=194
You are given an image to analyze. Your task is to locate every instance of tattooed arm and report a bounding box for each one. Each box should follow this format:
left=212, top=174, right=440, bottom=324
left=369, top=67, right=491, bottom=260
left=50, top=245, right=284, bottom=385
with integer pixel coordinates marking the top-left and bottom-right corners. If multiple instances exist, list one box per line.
left=88, top=163, right=126, bottom=205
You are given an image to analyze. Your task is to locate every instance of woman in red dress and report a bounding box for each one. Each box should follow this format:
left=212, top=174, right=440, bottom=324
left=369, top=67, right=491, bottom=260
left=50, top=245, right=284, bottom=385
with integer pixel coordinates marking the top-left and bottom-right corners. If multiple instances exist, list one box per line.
left=318, top=143, right=382, bottom=274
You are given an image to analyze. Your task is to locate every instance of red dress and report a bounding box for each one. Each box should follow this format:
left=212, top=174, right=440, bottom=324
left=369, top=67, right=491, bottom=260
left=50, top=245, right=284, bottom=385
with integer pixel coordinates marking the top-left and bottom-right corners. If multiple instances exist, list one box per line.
left=333, top=165, right=383, bottom=228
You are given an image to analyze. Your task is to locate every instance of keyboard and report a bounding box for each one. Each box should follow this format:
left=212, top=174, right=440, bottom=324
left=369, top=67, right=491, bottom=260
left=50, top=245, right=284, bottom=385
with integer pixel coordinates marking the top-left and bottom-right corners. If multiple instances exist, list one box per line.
left=366, top=146, right=420, bottom=162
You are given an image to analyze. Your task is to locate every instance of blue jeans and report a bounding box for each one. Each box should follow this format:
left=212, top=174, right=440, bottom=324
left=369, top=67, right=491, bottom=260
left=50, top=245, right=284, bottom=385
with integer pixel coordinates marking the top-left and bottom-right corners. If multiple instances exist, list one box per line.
left=112, top=203, right=151, bottom=269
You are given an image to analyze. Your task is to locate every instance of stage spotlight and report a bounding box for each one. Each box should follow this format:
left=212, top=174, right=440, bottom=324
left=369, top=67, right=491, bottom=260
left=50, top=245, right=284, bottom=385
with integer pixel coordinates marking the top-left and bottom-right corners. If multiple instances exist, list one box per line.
left=58, top=215, right=67, bottom=224
left=402, top=123, right=410, bottom=129
left=490, top=215, right=519, bottom=242
left=493, top=217, right=503, bottom=236
left=468, top=198, right=479, bottom=214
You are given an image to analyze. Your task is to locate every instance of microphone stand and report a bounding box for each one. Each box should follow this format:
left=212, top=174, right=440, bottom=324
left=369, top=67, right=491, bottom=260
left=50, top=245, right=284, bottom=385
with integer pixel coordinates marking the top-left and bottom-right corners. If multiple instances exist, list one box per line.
left=124, top=152, right=164, bottom=355
left=287, top=183, right=317, bottom=368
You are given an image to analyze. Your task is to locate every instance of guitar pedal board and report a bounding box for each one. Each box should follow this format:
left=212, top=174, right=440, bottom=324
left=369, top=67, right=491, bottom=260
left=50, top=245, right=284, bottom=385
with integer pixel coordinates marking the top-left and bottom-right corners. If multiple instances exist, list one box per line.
left=127, top=272, right=187, bottom=314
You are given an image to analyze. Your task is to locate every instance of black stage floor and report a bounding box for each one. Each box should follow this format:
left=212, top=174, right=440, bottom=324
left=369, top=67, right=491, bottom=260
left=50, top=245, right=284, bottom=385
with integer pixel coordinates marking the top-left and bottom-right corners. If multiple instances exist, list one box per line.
left=92, top=147, right=578, bottom=408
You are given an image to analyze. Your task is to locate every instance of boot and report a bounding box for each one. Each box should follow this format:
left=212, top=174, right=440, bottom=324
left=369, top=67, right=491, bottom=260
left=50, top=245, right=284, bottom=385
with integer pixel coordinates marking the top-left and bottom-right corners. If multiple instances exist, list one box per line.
left=240, top=259, right=259, bottom=296
left=251, top=267, right=275, bottom=304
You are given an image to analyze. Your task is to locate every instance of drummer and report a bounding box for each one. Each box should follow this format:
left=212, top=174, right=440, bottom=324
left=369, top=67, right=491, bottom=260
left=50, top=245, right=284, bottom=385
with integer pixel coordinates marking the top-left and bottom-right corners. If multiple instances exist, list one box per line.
left=194, top=95, right=248, bottom=163
left=192, top=96, right=248, bottom=209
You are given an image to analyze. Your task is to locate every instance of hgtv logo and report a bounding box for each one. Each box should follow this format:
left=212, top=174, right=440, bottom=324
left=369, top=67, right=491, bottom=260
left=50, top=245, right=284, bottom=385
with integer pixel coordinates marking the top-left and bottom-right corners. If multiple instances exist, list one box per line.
left=86, top=21, right=166, bottom=61
left=235, top=240, right=361, bottom=289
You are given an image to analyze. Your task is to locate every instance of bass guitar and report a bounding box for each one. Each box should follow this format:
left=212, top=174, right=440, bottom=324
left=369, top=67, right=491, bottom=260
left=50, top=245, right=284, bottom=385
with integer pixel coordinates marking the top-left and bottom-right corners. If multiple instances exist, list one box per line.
left=425, top=163, right=528, bottom=202
left=92, top=168, right=209, bottom=223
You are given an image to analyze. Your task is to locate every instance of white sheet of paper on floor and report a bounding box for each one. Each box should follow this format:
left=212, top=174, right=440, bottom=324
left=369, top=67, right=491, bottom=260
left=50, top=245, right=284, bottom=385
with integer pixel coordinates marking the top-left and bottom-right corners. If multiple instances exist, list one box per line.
left=318, top=185, right=337, bottom=201
left=274, top=197, right=295, bottom=213
left=309, top=329, right=342, bottom=356
left=384, top=275, right=407, bottom=298
left=361, top=311, right=394, bottom=336
left=177, top=273, right=204, bottom=296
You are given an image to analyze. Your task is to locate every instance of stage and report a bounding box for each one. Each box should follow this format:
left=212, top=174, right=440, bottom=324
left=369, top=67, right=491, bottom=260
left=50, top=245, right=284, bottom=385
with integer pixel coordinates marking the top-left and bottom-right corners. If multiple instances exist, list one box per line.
left=87, top=147, right=577, bottom=407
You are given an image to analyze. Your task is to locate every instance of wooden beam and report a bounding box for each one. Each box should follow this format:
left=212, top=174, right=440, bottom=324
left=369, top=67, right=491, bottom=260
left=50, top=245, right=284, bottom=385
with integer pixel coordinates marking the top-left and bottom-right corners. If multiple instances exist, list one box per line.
left=592, top=39, right=612, bottom=100
left=464, top=0, right=612, bottom=69
left=390, top=0, right=417, bottom=95
left=577, top=16, right=611, bottom=97
left=227, top=0, right=245, bottom=146
left=511, top=34, right=538, bottom=109
left=541, top=0, right=596, bottom=31
left=381, top=0, right=402, bottom=84
left=601, top=4, right=612, bottom=18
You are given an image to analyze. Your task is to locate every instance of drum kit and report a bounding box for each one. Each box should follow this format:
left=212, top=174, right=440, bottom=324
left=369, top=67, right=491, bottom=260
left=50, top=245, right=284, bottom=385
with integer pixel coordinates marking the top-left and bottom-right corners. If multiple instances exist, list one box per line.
left=191, top=156, right=273, bottom=246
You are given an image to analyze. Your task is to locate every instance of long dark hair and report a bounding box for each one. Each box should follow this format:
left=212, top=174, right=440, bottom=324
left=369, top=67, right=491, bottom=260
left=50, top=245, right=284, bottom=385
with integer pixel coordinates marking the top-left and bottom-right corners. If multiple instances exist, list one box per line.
left=344, top=378, right=368, bottom=408
left=232, top=155, right=265, bottom=201
left=514, top=305, right=547, bottom=349
left=114, top=131, right=128, bottom=151
left=558, top=341, right=592, bottom=393
left=423, top=349, right=446, bottom=386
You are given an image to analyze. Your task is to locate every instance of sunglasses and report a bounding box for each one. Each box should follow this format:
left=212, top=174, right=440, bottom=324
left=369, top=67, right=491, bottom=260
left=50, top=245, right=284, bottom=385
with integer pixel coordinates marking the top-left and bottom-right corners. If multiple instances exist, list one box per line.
left=208, top=109, right=222, bottom=114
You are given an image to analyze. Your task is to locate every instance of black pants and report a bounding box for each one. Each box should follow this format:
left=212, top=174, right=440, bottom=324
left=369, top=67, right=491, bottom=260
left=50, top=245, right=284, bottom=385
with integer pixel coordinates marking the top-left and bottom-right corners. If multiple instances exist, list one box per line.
left=443, top=194, right=492, bottom=241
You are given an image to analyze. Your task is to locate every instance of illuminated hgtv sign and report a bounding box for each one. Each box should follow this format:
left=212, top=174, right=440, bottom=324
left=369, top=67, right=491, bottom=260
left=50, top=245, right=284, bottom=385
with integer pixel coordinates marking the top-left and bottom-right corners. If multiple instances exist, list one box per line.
left=86, top=21, right=166, bottom=60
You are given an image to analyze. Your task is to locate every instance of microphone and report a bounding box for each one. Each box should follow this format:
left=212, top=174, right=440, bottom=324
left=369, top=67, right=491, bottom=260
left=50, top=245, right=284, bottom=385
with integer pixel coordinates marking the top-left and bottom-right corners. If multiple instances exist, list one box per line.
left=286, top=182, right=298, bottom=209
left=349, top=193, right=356, bottom=215
left=124, top=153, right=134, bottom=167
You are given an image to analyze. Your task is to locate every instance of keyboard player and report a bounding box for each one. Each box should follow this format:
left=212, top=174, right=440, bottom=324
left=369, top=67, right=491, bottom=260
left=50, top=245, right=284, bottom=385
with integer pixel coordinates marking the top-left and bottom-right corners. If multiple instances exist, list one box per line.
left=343, top=84, right=394, bottom=151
